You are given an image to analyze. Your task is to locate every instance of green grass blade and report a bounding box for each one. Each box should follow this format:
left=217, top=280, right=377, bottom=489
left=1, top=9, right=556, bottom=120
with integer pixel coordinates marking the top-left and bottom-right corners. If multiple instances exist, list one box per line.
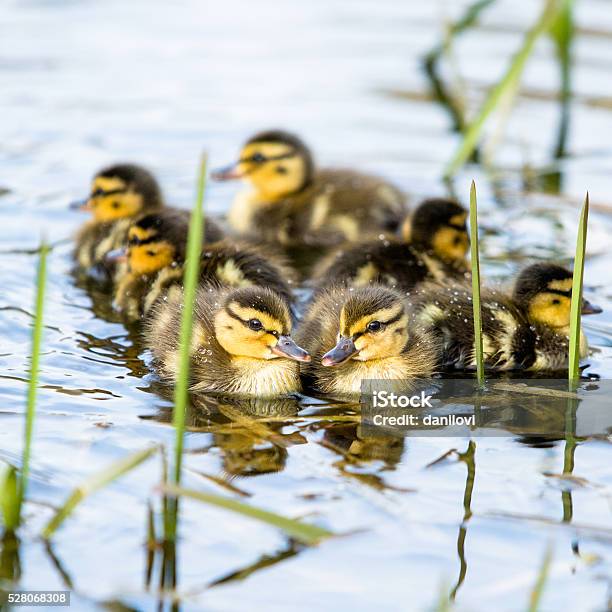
left=161, top=484, right=334, bottom=546
left=17, top=241, right=49, bottom=521
left=0, top=463, right=20, bottom=532
left=470, top=181, right=485, bottom=387
left=527, top=545, right=553, bottom=612
left=444, top=0, right=561, bottom=178
left=568, top=193, right=589, bottom=387
left=166, top=154, right=208, bottom=542
left=42, top=445, right=159, bottom=539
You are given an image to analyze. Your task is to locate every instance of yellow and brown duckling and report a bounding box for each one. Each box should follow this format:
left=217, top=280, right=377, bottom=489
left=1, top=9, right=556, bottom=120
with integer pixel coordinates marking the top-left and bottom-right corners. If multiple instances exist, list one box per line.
left=145, top=285, right=310, bottom=397
left=412, top=263, right=602, bottom=372
left=111, top=209, right=223, bottom=320
left=112, top=210, right=293, bottom=322
left=296, top=286, right=440, bottom=397
left=311, top=198, right=469, bottom=294
left=72, top=163, right=164, bottom=277
left=213, top=130, right=406, bottom=248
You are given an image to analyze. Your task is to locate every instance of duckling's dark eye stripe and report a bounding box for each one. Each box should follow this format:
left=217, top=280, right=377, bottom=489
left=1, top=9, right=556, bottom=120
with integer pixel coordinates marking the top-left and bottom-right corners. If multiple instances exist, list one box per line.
left=382, top=312, right=403, bottom=327
left=226, top=307, right=285, bottom=335
left=91, top=188, right=126, bottom=198
left=347, top=312, right=404, bottom=339
left=547, top=288, right=572, bottom=297
left=447, top=222, right=467, bottom=231
left=128, top=235, right=158, bottom=246
left=239, top=151, right=297, bottom=164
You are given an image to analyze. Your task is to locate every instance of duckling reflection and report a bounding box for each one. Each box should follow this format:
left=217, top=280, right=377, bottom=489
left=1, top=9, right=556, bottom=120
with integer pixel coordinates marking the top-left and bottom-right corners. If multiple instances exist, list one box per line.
left=322, top=423, right=405, bottom=467
left=312, top=198, right=469, bottom=294
left=430, top=377, right=585, bottom=440
left=192, top=394, right=302, bottom=477
left=72, top=163, right=165, bottom=279
left=214, top=130, right=406, bottom=248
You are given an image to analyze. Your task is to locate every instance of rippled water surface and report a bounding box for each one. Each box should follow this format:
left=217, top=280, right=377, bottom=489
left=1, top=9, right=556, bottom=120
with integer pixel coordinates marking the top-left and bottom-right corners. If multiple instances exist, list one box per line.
left=2, top=0, right=612, bottom=610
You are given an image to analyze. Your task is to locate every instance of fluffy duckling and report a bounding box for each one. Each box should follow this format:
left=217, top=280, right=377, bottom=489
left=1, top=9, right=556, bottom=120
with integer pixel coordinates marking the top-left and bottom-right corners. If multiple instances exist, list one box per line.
left=311, top=198, right=469, bottom=294
left=145, top=286, right=310, bottom=397
left=72, top=163, right=164, bottom=276
left=213, top=130, right=406, bottom=247
left=112, top=210, right=294, bottom=322
left=111, top=209, right=224, bottom=320
left=412, top=263, right=602, bottom=372
left=296, top=286, right=440, bottom=397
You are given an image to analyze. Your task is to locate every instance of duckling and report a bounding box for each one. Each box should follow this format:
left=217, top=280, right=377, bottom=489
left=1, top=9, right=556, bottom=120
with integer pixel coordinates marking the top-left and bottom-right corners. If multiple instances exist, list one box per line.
left=296, top=285, right=440, bottom=397
left=311, top=198, right=469, bottom=294
left=72, top=163, right=164, bottom=277
left=412, top=263, right=602, bottom=372
left=213, top=130, right=406, bottom=247
left=145, top=286, right=310, bottom=397
left=111, top=209, right=224, bottom=321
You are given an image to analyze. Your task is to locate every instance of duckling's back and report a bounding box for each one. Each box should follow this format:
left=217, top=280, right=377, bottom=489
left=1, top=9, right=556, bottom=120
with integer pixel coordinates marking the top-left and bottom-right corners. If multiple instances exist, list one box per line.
left=409, top=284, right=568, bottom=371
left=312, top=237, right=444, bottom=295
left=248, top=169, right=406, bottom=247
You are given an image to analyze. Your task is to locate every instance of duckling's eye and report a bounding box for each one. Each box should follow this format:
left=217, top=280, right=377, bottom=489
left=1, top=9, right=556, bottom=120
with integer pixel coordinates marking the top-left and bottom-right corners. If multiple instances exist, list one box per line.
left=111, top=201, right=121, bottom=209
left=367, top=321, right=382, bottom=332
left=251, top=152, right=266, bottom=163
left=146, top=250, right=156, bottom=257
left=453, top=235, right=462, bottom=246
left=248, top=319, right=263, bottom=331
left=552, top=298, right=561, bottom=305
left=275, top=165, right=288, bottom=175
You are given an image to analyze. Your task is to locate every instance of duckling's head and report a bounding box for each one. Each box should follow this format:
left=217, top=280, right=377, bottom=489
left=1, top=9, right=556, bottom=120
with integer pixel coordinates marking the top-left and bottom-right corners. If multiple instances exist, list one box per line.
left=212, top=130, right=314, bottom=201
left=121, top=212, right=190, bottom=276
left=72, top=163, right=163, bottom=222
left=403, top=198, right=469, bottom=266
left=513, top=263, right=602, bottom=328
left=214, top=287, right=310, bottom=361
left=322, top=287, right=408, bottom=366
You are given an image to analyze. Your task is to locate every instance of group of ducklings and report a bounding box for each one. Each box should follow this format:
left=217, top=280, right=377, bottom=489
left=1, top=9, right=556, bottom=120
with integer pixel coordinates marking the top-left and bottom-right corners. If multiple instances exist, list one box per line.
left=72, top=129, right=602, bottom=399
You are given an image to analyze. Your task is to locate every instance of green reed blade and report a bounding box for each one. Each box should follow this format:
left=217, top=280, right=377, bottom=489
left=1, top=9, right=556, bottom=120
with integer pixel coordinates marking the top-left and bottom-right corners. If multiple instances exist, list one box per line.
left=423, top=0, right=496, bottom=134
left=470, top=181, right=485, bottom=387
left=527, top=545, right=553, bottom=612
left=444, top=0, right=562, bottom=178
left=161, top=484, right=334, bottom=546
left=548, top=0, right=574, bottom=158
left=42, top=445, right=159, bottom=539
left=166, top=154, right=207, bottom=542
left=17, top=241, right=49, bottom=523
left=0, top=463, right=20, bottom=532
left=568, top=193, right=589, bottom=387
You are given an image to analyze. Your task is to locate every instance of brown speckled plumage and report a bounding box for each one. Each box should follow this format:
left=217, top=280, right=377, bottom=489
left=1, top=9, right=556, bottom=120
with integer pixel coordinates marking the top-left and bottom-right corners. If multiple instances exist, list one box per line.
left=311, top=198, right=469, bottom=295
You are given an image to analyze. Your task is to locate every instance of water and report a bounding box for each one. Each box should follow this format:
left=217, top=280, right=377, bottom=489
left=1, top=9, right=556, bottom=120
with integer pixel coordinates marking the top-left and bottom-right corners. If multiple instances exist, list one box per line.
left=2, top=0, right=612, bottom=609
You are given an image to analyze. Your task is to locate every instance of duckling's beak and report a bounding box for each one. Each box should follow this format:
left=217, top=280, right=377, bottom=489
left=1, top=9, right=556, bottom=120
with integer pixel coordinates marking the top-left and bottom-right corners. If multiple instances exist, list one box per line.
left=581, top=299, right=602, bottom=315
left=321, top=336, right=357, bottom=367
left=105, top=247, right=127, bottom=264
left=211, top=162, right=243, bottom=181
left=69, top=198, right=90, bottom=211
left=271, top=335, right=311, bottom=362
